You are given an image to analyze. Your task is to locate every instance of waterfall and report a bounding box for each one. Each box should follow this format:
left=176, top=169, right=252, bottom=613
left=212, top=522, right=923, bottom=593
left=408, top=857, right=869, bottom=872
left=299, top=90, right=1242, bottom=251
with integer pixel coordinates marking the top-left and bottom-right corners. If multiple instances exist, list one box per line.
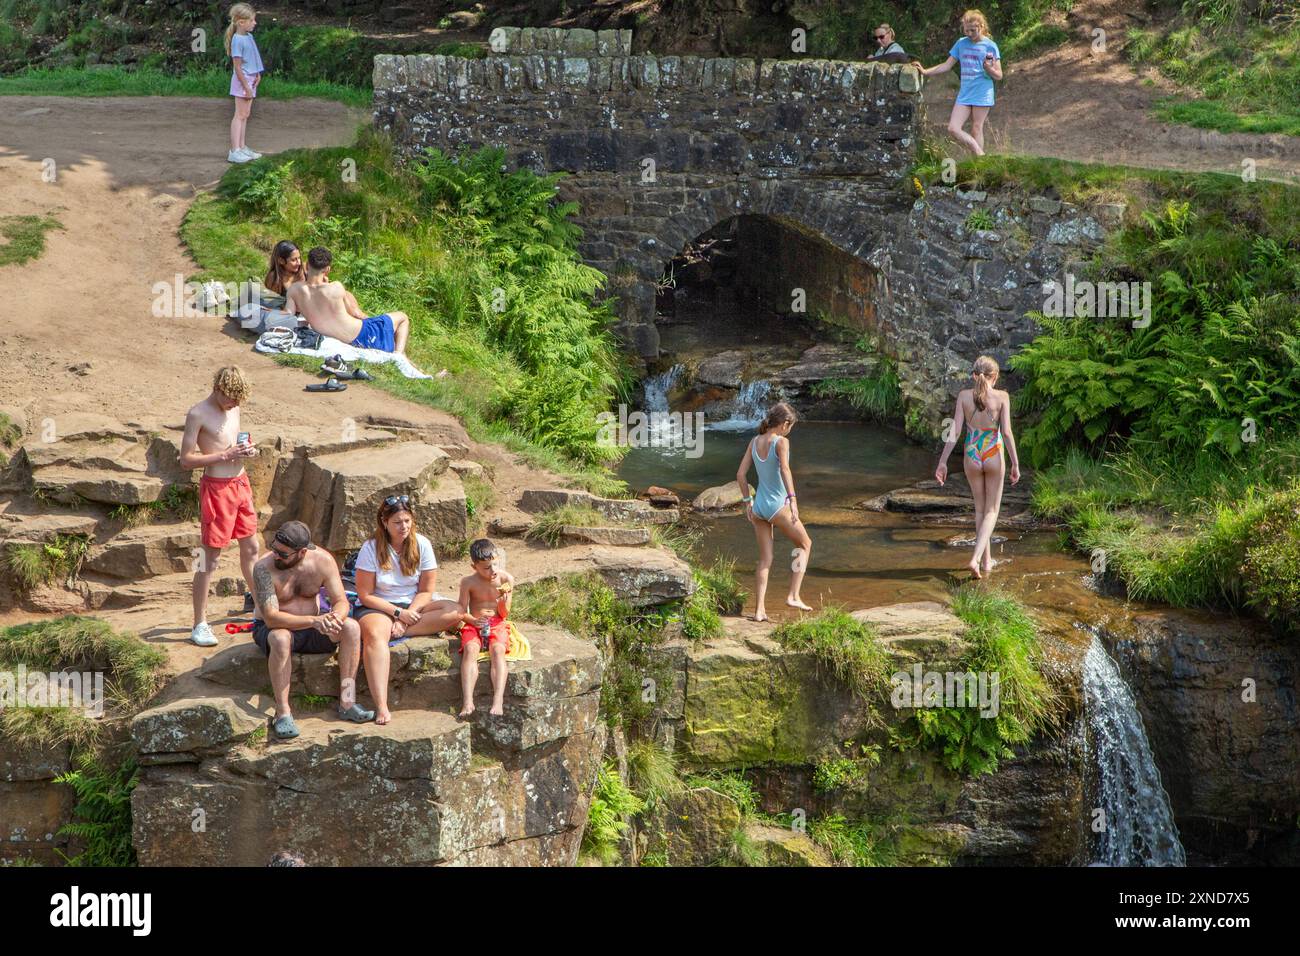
left=642, top=363, right=684, bottom=413
left=1083, top=636, right=1187, bottom=866
left=708, top=379, right=773, bottom=431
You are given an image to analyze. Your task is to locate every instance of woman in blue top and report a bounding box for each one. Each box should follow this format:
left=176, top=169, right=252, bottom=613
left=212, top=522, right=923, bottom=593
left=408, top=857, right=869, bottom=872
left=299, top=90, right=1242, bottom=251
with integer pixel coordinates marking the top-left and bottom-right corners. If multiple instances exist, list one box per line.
left=918, top=9, right=1002, bottom=156
left=735, top=402, right=814, bottom=621
left=225, top=4, right=265, bottom=164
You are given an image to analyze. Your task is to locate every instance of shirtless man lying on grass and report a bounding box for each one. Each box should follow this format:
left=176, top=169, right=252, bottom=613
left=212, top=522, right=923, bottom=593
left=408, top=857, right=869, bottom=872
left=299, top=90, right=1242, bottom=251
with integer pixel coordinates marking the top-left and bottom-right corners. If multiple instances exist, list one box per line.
left=286, top=246, right=411, bottom=354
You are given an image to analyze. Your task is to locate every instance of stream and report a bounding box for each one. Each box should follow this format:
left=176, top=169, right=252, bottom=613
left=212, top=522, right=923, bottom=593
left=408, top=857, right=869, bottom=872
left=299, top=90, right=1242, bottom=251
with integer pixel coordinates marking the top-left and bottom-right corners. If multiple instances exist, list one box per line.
left=617, top=406, right=1189, bottom=866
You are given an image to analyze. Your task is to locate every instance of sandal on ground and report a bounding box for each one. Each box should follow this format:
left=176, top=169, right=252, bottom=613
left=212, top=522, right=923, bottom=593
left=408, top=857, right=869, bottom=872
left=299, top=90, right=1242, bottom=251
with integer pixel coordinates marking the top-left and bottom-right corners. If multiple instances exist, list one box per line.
left=306, top=375, right=347, bottom=393
left=272, top=715, right=300, bottom=739
left=338, top=703, right=376, bottom=723
left=321, top=354, right=349, bottom=375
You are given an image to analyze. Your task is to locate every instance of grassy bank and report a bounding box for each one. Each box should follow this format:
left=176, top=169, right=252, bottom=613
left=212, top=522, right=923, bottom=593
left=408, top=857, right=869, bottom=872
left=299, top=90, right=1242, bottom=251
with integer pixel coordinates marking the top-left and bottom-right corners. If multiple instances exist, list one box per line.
left=0, top=64, right=371, bottom=106
left=1128, top=1, right=1300, bottom=137
left=916, top=153, right=1300, bottom=632
left=184, top=130, right=633, bottom=491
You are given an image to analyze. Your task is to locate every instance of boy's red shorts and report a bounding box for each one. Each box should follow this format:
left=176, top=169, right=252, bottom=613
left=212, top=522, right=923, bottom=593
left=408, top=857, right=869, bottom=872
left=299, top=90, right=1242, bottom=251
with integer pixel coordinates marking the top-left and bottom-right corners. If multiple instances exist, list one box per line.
left=459, top=615, right=508, bottom=651
left=200, top=472, right=257, bottom=549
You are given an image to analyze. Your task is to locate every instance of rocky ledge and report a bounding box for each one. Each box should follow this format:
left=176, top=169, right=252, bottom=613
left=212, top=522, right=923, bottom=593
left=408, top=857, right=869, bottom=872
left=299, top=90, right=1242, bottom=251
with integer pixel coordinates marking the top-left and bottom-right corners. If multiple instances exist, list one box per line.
left=130, top=624, right=606, bottom=866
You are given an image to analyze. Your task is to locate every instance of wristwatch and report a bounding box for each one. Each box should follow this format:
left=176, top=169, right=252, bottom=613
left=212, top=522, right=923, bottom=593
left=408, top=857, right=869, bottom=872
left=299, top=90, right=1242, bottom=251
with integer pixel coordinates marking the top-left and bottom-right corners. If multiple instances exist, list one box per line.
left=391, top=607, right=401, bottom=621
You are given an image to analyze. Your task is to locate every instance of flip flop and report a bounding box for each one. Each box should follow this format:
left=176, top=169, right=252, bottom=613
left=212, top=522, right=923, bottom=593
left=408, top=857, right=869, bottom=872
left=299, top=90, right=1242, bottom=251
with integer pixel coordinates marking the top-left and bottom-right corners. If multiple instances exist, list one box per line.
left=338, top=703, right=375, bottom=723
left=272, top=714, right=300, bottom=739
left=305, top=375, right=347, bottom=393
left=388, top=635, right=410, bottom=647
left=225, top=621, right=254, bottom=634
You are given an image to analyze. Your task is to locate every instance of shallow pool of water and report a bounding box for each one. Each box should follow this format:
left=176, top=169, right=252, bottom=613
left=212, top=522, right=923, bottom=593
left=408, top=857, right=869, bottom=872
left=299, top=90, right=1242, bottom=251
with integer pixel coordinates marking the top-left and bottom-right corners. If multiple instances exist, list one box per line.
left=617, top=421, right=1090, bottom=619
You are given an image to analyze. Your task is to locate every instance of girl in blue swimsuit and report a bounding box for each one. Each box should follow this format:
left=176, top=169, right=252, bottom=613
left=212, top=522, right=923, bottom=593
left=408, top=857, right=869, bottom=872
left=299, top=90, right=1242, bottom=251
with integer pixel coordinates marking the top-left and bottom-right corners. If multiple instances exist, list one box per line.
left=934, top=356, right=1021, bottom=578
left=736, top=402, right=814, bottom=621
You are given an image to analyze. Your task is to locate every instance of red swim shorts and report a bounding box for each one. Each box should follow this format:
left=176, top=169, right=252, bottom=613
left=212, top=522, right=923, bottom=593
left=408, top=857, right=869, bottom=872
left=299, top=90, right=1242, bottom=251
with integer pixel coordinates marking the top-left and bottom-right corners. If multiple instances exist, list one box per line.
left=459, top=615, right=508, bottom=651
left=200, top=472, right=257, bottom=549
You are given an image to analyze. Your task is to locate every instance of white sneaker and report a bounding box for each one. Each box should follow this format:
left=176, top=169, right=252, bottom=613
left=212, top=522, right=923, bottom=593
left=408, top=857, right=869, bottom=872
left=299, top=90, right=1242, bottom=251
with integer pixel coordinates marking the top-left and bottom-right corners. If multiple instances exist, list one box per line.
left=242, top=147, right=263, bottom=159
left=227, top=149, right=252, bottom=164
left=190, top=621, right=219, bottom=647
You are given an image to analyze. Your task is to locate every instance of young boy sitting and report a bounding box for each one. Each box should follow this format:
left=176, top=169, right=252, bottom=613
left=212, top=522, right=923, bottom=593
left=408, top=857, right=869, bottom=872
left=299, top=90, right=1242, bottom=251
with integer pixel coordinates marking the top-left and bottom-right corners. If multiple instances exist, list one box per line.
left=455, top=538, right=514, bottom=717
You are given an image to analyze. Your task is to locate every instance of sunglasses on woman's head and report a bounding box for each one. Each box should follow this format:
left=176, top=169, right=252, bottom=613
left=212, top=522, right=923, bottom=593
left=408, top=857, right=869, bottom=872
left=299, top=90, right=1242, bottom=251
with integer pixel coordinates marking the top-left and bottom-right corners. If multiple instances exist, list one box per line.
left=383, top=494, right=411, bottom=513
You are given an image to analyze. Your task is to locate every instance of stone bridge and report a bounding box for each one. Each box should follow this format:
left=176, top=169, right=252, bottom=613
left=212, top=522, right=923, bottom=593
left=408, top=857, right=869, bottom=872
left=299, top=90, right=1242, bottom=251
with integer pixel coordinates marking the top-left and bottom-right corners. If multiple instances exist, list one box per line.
left=372, top=29, right=1109, bottom=435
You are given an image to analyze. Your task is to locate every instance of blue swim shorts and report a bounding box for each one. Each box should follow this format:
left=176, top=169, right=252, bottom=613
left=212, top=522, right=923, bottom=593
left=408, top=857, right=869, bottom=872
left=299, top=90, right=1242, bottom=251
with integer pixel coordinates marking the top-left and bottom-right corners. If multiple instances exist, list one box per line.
left=352, top=314, right=395, bottom=351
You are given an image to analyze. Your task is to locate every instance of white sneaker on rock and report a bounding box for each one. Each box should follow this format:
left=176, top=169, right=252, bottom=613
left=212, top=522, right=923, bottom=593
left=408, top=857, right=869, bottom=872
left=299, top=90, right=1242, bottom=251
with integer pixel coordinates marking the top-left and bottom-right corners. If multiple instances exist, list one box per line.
left=227, top=149, right=251, bottom=164
left=190, top=621, right=219, bottom=647
left=242, top=147, right=263, bottom=159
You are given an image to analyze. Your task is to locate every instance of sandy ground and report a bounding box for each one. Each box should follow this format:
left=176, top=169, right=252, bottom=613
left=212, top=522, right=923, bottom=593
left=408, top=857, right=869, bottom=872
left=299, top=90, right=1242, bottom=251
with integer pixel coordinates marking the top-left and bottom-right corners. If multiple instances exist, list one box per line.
left=919, top=0, right=1300, bottom=183
left=0, top=94, right=569, bottom=645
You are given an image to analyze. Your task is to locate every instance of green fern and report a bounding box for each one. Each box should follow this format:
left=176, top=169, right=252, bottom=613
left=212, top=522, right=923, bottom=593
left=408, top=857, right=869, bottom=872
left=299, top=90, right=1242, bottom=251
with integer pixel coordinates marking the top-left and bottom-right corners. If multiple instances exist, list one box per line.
left=55, top=751, right=138, bottom=867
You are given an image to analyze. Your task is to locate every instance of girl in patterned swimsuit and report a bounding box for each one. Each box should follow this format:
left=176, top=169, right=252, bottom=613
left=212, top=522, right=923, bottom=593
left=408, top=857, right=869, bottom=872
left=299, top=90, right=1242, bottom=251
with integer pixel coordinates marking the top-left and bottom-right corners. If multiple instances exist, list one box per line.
left=934, top=356, right=1021, bottom=578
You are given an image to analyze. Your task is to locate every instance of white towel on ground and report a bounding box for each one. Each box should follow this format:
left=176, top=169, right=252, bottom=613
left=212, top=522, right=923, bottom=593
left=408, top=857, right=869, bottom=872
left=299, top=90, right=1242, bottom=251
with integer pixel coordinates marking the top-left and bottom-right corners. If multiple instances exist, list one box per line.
left=253, top=331, right=431, bottom=380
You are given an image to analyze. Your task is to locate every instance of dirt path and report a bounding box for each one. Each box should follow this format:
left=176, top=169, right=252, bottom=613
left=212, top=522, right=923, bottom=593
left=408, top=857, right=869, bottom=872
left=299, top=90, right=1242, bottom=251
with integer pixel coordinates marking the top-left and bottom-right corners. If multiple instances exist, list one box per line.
left=919, top=0, right=1300, bottom=183
left=0, top=95, right=566, bottom=495
left=0, top=95, right=576, bottom=647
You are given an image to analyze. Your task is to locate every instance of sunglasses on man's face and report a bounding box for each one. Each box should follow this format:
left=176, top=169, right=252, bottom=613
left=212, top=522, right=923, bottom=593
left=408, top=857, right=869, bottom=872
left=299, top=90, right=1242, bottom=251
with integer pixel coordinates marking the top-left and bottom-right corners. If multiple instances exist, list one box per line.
left=271, top=544, right=298, bottom=559
left=875, top=33, right=889, bottom=40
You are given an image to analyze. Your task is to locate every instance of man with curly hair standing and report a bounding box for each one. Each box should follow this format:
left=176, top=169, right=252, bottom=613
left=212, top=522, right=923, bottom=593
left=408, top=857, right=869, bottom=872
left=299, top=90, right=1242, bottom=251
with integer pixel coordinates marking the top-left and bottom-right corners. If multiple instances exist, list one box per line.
left=179, top=366, right=261, bottom=646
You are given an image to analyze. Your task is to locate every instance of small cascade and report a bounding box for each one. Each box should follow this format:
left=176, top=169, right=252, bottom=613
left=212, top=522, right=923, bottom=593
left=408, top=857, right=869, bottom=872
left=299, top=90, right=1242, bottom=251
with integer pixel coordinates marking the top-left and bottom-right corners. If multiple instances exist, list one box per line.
left=707, top=379, right=773, bottom=431
left=642, top=363, right=684, bottom=414
left=1083, top=636, right=1187, bottom=866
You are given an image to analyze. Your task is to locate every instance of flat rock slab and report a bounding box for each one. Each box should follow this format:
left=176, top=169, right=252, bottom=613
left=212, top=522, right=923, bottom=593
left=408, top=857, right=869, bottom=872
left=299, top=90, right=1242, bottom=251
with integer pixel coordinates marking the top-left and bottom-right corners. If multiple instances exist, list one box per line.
left=519, top=488, right=677, bottom=525
left=0, top=512, right=99, bottom=544
left=294, top=442, right=463, bottom=551
left=133, top=696, right=264, bottom=754
left=560, top=525, right=650, bottom=546
left=84, top=522, right=202, bottom=579
left=33, top=467, right=164, bottom=505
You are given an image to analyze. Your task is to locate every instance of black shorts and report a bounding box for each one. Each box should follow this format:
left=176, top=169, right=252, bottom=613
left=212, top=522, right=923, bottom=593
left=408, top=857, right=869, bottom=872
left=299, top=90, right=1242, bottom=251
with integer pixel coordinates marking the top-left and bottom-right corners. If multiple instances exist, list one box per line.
left=251, top=620, right=337, bottom=655
left=352, top=601, right=409, bottom=622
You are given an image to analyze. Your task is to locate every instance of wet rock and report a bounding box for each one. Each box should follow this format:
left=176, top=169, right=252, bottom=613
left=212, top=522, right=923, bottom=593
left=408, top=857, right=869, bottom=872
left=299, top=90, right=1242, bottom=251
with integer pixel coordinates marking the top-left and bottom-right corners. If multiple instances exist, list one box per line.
left=639, top=485, right=680, bottom=508
left=942, top=531, right=1008, bottom=548
left=692, top=481, right=744, bottom=511
left=695, top=350, right=748, bottom=388
left=1100, top=608, right=1300, bottom=865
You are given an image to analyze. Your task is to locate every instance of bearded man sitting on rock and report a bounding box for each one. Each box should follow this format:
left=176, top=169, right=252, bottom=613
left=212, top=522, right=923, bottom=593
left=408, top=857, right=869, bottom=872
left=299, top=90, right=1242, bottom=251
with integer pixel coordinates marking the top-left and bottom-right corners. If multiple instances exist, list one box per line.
left=250, top=521, right=374, bottom=739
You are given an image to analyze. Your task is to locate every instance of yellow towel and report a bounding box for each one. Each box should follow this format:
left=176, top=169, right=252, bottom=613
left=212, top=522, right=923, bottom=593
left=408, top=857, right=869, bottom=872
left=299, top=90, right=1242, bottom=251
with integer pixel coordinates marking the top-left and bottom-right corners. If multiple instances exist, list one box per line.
left=478, top=620, right=531, bottom=662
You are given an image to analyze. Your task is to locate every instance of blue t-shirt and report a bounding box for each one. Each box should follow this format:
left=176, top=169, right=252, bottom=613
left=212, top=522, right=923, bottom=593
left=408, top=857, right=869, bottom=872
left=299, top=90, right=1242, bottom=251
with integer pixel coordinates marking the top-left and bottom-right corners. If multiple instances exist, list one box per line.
left=230, top=32, right=264, bottom=75
left=949, top=36, right=1000, bottom=106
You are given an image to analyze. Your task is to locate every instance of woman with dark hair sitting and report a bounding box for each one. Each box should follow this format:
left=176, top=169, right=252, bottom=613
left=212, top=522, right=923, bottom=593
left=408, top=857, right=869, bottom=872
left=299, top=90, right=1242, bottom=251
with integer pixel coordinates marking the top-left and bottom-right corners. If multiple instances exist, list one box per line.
left=263, top=239, right=306, bottom=305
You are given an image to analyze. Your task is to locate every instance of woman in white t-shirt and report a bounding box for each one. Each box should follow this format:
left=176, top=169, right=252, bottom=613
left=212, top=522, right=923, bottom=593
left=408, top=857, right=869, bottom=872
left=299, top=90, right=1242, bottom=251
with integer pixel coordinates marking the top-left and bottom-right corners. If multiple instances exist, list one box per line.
left=354, top=494, right=463, bottom=724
